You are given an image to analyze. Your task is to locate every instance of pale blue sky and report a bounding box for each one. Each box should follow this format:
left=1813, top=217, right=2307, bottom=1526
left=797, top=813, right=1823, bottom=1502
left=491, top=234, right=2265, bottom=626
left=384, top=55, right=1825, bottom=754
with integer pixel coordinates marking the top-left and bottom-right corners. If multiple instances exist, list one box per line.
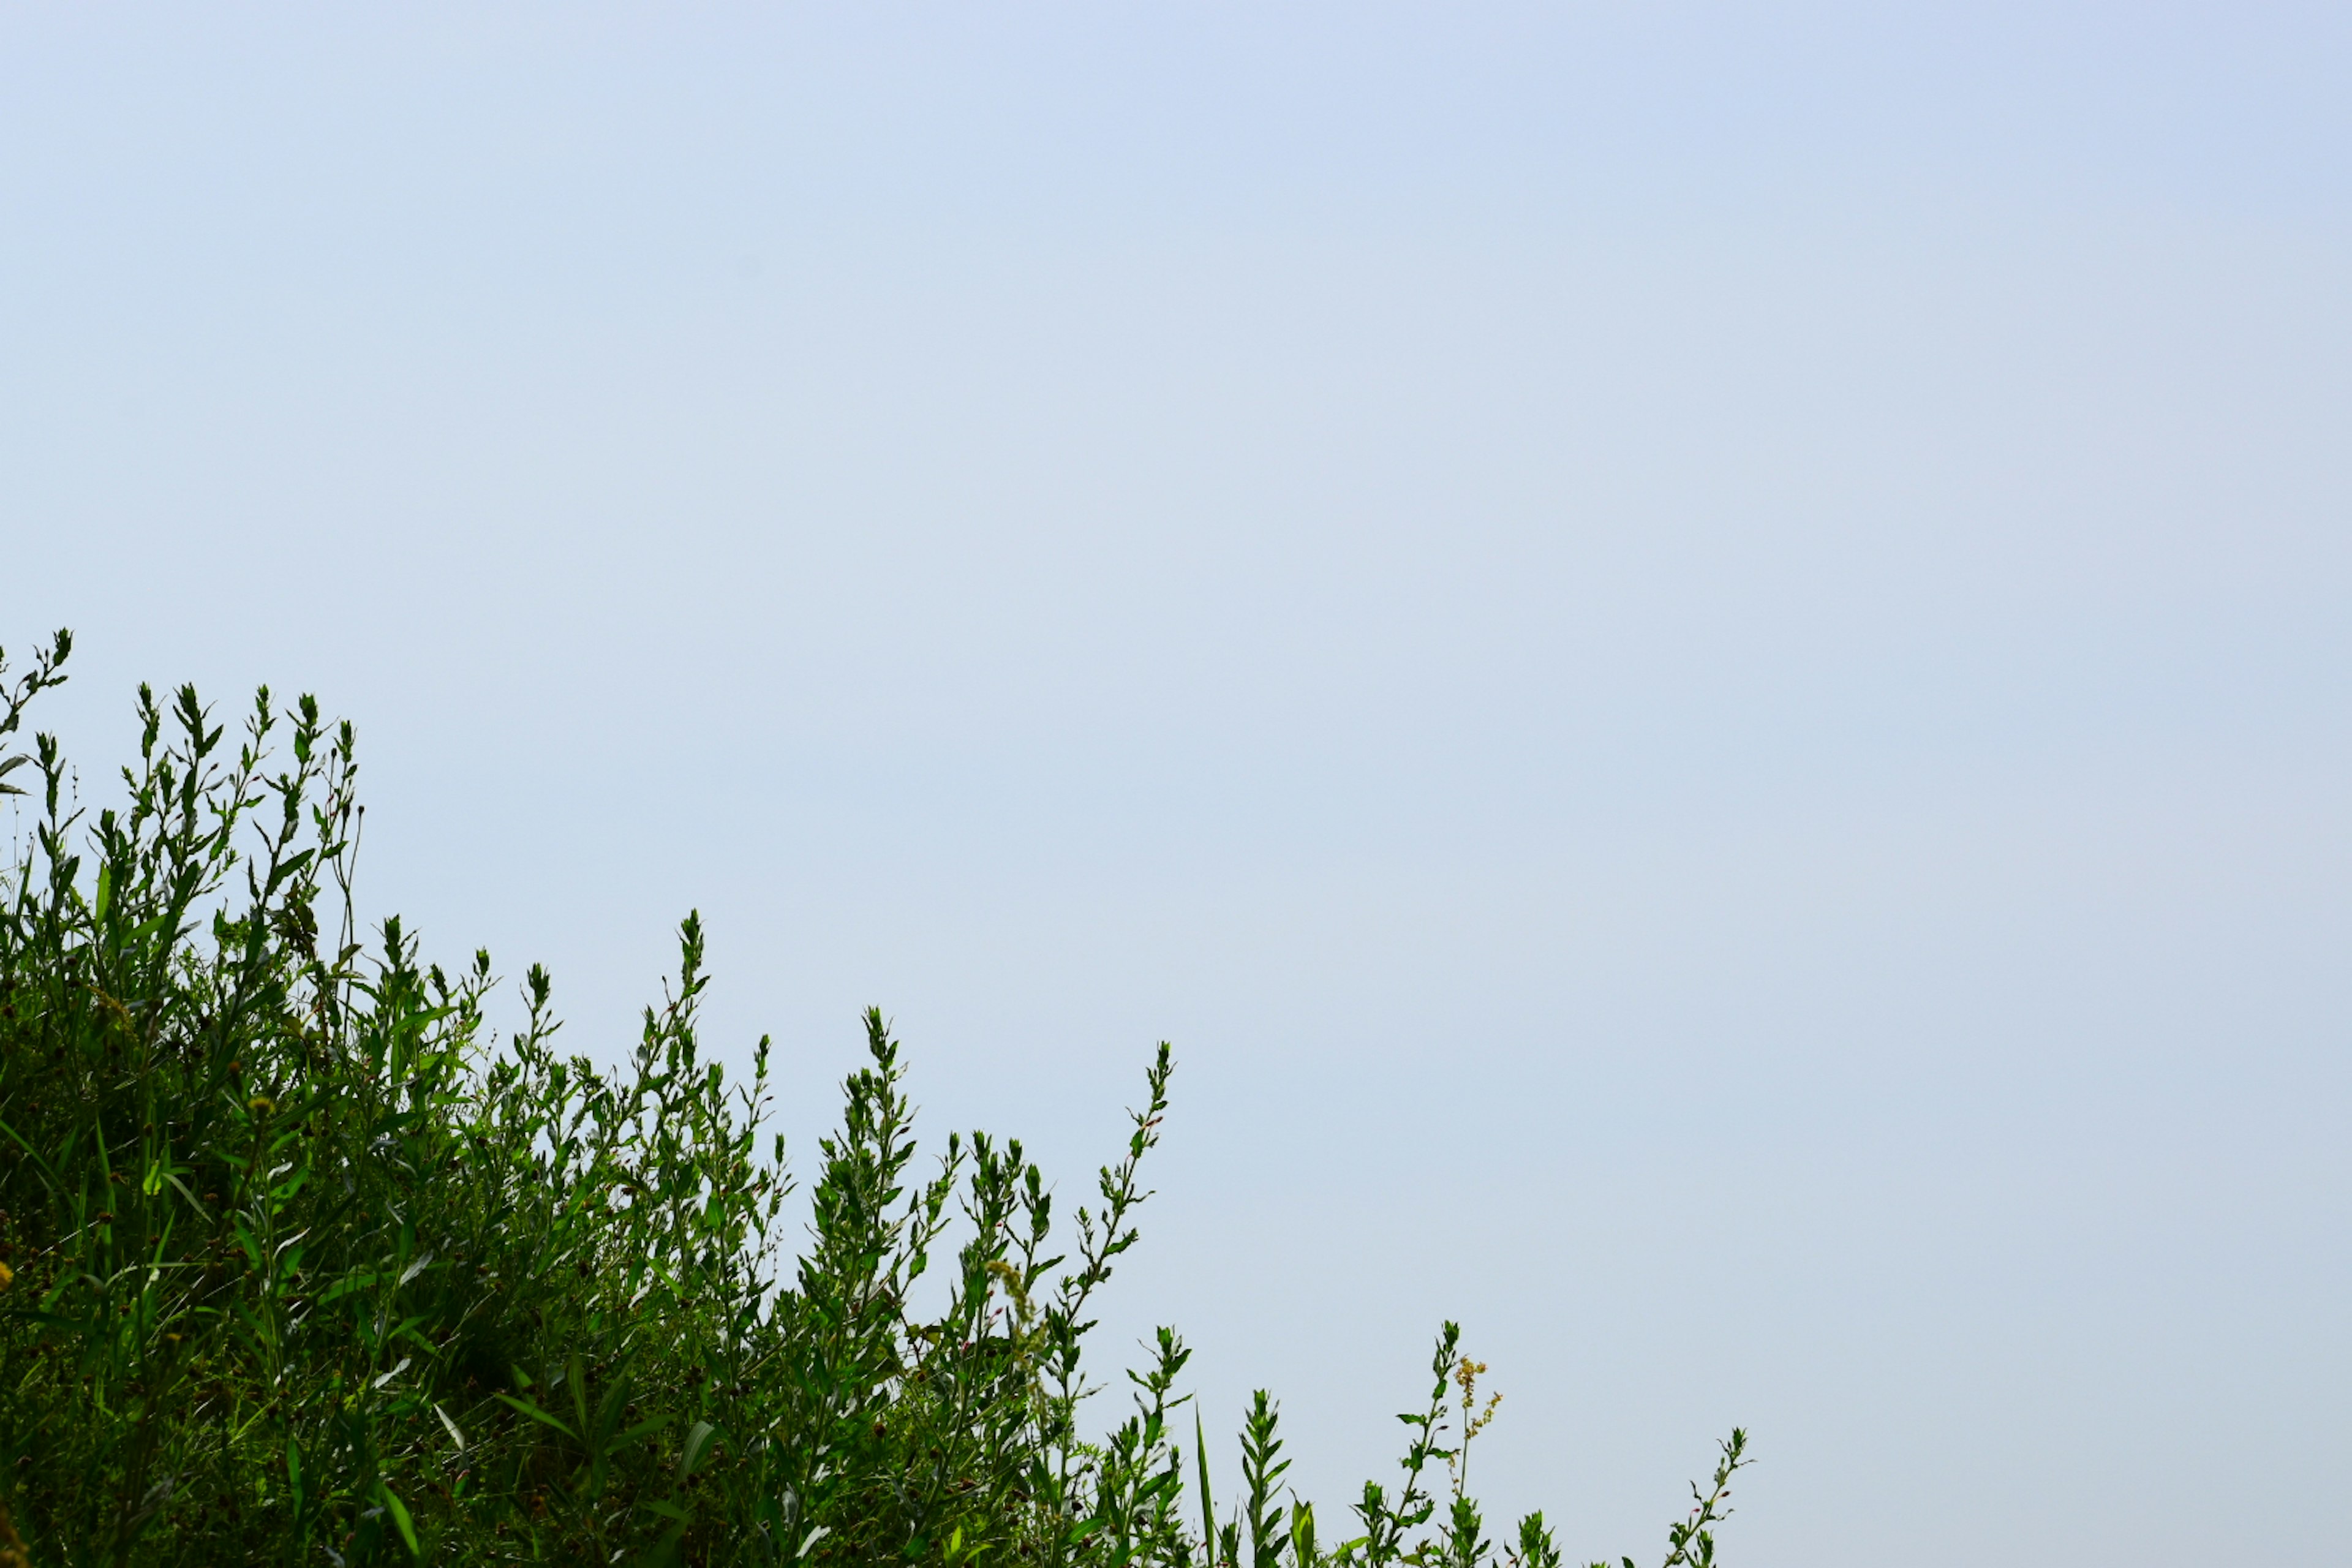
left=5, top=7, right=2348, bottom=1564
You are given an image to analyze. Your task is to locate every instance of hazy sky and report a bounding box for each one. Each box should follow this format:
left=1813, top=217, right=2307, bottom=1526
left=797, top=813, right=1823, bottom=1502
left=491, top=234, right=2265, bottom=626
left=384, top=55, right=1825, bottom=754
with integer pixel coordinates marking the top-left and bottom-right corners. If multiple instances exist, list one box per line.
left=4, top=6, right=2348, bottom=1563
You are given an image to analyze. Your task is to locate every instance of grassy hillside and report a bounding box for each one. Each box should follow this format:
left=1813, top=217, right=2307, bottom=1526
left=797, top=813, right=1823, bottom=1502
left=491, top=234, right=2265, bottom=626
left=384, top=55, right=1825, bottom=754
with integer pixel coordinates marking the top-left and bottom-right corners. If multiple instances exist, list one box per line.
left=0, top=630, right=1746, bottom=1567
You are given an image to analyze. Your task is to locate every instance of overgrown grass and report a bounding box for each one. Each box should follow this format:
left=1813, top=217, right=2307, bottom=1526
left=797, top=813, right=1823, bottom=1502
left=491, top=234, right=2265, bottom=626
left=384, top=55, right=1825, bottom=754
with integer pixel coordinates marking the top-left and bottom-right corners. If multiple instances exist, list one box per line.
left=0, top=630, right=1748, bottom=1567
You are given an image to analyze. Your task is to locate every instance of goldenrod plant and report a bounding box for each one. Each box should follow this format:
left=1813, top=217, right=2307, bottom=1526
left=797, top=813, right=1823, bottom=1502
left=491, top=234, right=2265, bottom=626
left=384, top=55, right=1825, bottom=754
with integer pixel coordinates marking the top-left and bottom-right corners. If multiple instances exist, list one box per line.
left=0, top=630, right=1749, bottom=1566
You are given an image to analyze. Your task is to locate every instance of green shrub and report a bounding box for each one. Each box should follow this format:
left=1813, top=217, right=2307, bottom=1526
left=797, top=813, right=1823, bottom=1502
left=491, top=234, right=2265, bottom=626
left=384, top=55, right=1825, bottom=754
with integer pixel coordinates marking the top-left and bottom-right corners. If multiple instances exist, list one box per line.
left=0, top=630, right=1747, bottom=1567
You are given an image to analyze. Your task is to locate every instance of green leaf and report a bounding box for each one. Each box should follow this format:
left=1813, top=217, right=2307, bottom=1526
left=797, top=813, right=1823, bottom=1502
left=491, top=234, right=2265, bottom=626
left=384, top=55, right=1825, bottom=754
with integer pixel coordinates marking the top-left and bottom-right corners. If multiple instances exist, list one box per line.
left=379, top=1480, right=420, bottom=1557
left=494, top=1391, right=578, bottom=1441
left=231, top=1218, right=265, bottom=1275
left=315, top=1271, right=381, bottom=1306
left=608, top=1415, right=672, bottom=1455
left=0, top=1116, right=58, bottom=1186
left=1196, top=1409, right=1216, bottom=1568
left=0, top=1309, right=89, bottom=1330
left=679, top=1419, right=720, bottom=1481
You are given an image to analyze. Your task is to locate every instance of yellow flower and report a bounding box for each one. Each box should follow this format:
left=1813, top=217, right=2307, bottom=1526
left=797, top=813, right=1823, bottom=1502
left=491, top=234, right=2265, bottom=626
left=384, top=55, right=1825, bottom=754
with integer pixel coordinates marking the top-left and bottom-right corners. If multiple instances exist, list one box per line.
left=248, top=1096, right=276, bottom=1117
left=0, top=1261, right=13, bottom=1291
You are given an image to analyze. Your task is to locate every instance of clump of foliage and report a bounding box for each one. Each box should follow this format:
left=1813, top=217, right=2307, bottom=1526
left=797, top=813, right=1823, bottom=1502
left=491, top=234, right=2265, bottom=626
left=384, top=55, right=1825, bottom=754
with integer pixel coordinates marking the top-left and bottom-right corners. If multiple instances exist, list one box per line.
left=0, top=630, right=1749, bottom=1567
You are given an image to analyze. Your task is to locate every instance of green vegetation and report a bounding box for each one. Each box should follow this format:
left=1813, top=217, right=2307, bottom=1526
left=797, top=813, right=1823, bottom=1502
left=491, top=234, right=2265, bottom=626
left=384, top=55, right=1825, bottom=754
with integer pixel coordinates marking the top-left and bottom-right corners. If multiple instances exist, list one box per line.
left=0, top=630, right=1747, bottom=1566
